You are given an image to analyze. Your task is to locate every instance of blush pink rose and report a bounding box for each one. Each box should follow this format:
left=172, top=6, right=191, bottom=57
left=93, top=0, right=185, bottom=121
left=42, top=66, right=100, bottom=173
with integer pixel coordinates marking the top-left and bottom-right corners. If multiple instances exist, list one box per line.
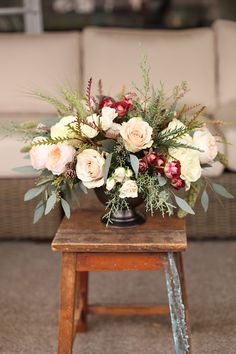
left=46, top=143, right=75, bottom=175
left=120, top=117, right=153, bottom=153
left=30, top=137, right=52, bottom=170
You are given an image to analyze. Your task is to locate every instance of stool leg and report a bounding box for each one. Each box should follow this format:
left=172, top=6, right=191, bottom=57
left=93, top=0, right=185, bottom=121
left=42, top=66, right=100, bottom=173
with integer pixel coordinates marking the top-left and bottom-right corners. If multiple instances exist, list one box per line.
left=77, top=271, right=89, bottom=332
left=58, top=252, right=77, bottom=354
left=175, top=253, right=192, bottom=353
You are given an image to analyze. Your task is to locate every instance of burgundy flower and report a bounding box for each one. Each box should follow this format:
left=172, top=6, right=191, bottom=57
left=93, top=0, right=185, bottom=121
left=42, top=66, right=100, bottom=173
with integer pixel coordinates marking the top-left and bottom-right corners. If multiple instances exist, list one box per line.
left=123, top=92, right=136, bottom=106
left=164, top=160, right=181, bottom=179
left=99, top=96, right=114, bottom=109
left=139, top=157, right=148, bottom=173
left=171, top=177, right=185, bottom=190
left=146, top=151, right=158, bottom=165
left=155, top=154, right=166, bottom=174
left=112, top=101, right=130, bottom=117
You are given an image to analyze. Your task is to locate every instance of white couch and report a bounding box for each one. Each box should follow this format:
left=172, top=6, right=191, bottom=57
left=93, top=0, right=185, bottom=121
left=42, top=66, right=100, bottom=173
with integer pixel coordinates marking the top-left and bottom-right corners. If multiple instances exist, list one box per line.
left=0, top=19, right=235, bottom=238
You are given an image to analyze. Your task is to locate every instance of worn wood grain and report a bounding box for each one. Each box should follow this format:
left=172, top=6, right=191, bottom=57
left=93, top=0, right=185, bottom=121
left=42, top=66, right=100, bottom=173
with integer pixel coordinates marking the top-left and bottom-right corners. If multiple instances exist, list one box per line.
left=76, top=271, right=88, bottom=333
left=58, top=253, right=77, bottom=354
left=88, top=304, right=169, bottom=316
left=52, top=210, right=186, bottom=253
left=76, top=253, right=164, bottom=271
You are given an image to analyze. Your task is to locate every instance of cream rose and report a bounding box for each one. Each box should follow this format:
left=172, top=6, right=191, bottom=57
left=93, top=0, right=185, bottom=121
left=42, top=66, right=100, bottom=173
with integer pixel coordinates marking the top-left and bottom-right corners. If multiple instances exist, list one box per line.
left=120, top=117, right=153, bottom=153
left=45, top=143, right=75, bottom=175
left=114, top=167, right=126, bottom=183
left=119, top=180, right=138, bottom=199
left=164, top=119, right=202, bottom=183
left=76, top=149, right=105, bottom=188
left=100, top=107, right=118, bottom=131
left=193, top=127, right=218, bottom=164
left=80, top=114, right=99, bottom=138
left=30, top=137, right=51, bottom=170
left=51, top=115, right=77, bottom=139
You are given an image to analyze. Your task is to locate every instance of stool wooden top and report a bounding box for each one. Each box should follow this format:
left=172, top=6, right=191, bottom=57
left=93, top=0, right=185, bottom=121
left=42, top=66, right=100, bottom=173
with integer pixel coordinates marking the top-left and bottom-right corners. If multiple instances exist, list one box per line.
left=52, top=210, right=186, bottom=253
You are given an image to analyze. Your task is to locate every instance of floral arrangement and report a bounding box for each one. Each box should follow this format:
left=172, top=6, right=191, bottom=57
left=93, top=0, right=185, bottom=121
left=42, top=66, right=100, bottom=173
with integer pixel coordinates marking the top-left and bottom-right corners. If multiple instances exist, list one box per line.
left=10, top=60, right=233, bottom=224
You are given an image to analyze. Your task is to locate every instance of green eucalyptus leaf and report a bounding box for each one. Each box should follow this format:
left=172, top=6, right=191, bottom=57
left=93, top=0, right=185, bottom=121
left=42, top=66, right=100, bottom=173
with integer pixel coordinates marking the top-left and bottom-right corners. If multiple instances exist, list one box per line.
left=33, top=203, right=45, bottom=224
left=79, top=181, right=88, bottom=194
left=175, top=195, right=195, bottom=215
left=201, top=190, right=209, bottom=212
left=45, top=193, right=57, bottom=215
left=13, top=165, right=37, bottom=174
left=157, top=173, right=167, bottom=186
left=130, top=154, right=139, bottom=178
left=212, top=183, right=234, bottom=199
left=104, top=153, right=113, bottom=182
left=101, top=139, right=116, bottom=153
left=24, top=185, right=46, bottom=201
left=61, top=198, right=71, bottom=218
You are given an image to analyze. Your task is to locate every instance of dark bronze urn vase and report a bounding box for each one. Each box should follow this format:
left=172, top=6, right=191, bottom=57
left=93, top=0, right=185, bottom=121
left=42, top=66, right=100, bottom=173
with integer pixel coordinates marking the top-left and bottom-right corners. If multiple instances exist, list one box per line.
left=95, top=187, right=146, bottom=228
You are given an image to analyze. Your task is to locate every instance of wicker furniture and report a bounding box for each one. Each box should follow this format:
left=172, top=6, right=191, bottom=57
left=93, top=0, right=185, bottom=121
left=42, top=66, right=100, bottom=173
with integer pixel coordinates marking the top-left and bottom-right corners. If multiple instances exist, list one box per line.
left=52, top=210, right=191, bottom=354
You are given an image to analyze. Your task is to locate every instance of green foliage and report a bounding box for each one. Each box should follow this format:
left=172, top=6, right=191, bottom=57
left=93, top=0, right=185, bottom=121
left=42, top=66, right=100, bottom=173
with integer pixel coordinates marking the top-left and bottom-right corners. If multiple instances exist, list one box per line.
left=177, top=181, right=201, bottom=218
left=61, top=198, right=71, bottom=218
left=212, top=183, right=234, bottom=199
left=61, top=88, right=87, bottom=118
left=34, top=91, right=71, bottom=116
left=103, top=188, right=129, bottom=225
left=201, top=189, right=209, bottom=212
left=137, top=173, right=174, bottom=216
left=130, top=154, right=139, bottom=178
left=174, top=195, right=195, bottom=215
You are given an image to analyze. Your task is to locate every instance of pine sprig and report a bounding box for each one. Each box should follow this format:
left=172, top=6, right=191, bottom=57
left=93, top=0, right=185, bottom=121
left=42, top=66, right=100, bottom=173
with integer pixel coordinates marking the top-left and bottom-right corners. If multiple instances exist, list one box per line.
left=157, top=126, right=191, bottom=142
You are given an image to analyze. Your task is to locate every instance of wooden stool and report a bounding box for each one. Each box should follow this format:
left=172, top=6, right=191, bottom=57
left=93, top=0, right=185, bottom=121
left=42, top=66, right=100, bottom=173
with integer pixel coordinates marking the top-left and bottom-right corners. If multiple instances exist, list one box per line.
left=52, top=210, right=192, bottom=354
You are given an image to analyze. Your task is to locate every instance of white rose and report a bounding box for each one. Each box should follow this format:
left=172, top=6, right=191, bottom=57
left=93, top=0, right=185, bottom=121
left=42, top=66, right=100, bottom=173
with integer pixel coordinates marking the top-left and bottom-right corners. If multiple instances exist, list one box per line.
left=114, top=167, right=126, bottom=183
left=164, top=119, right=202, bottom=183
left=45, top=142, right=75, bottom=175
left=30, top=137, right=52, bottom=170
left=106, top=177, right=116, bottom=191
left=193, top=127, right=218, bottom=164
left=80, top=114, right=99, bottom=138
left=119, top=180, right=138, bottom=199
left=51, top=115, right=77, bottom=139
left=105, top=123, right=121, bottom=139
left=120, top=117, right=153, bottom=153
left=100, top=107, right=118, bottom=131
left=76, top=149, right=105, bottom=188
left=169, top=146, right=202, bottom=183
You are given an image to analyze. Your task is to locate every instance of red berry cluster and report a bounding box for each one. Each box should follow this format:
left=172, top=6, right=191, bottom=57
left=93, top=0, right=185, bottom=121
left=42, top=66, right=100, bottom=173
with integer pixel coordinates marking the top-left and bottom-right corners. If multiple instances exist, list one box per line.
left=139, top=152, right=185, bottom=190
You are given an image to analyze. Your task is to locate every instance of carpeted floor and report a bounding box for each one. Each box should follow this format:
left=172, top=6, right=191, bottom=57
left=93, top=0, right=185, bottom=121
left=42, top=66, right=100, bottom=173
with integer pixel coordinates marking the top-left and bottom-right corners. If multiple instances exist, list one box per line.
left=0, top=241, right=235, bottom=354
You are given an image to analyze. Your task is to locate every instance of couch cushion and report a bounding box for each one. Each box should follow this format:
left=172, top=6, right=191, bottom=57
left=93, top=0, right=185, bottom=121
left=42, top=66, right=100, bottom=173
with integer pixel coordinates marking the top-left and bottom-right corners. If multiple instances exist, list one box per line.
left=215, top=100, right=236, bottom=172
left=0, top=32, right=81, bottom=115
left=83, top=27, right=216, bottom=112
left=213, top=20, right=236, bottom=106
